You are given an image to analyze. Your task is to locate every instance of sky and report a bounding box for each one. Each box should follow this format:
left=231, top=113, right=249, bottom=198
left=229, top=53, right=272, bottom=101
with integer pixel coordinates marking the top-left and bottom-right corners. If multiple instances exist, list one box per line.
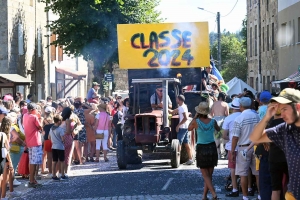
left=157, top=0, right=247, bottom=33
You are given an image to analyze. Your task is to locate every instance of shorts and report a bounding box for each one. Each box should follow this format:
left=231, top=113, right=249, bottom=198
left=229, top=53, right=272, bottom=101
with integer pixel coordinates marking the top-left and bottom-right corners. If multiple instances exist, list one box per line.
left=177, top=128, right=189, bottom=145
left=44, top=140, right=52, bottom=152
left=227, top=150, right=236, bottom=169
left=52, top=149, right=65, bottom=162
left=269, top=162, right=289, bottom=191
left=28, top=146, right=43, bottom=165
left=235, top=146, right=259, bottom=176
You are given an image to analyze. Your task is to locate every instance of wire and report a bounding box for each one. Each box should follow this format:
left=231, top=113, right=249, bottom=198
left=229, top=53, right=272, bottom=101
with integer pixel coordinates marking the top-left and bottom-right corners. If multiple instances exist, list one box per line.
left=222, top=0, right=239, bottom=17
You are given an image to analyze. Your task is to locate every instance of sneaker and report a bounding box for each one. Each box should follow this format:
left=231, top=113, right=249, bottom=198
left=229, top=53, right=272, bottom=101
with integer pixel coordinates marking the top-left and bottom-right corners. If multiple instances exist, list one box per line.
left=7, top=191, right=22, bottom=198
left=240, top=150, right=247, bottom=160
left=248, top=190, right=255, bottom=196
left=60, top=175, right=68, bottom=181
left=225, top=191, right=239, bottom=197
left=46, top=173, right=52, bottom=178
left=58, top=173, right=62, bottom=178
left=52, top=176, right=60, bottom=181
left=27, top=182, right=42, bottom=188
left=184, top=160, right=194, bottom=165
left=13, top=179, right=22, bottom=186
left=1, top=197, right=8, bottom=200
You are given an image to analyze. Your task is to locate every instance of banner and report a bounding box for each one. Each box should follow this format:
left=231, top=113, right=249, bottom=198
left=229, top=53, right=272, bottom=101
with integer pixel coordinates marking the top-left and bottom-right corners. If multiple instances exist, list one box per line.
left=117, top=22, right=210, bottom=69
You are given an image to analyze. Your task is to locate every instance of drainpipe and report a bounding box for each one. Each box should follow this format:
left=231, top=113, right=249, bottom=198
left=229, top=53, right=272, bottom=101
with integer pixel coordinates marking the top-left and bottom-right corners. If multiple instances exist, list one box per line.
left=258, top=1, right=262, bottom=92
left=46, top=3, right=51, bottom=96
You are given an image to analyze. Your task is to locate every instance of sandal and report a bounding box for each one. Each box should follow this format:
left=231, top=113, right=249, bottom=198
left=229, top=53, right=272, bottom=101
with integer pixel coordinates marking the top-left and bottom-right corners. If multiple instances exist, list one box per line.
left=104, top=158, right=109, bottom=162
left=212, top=196, right=219, bottom=200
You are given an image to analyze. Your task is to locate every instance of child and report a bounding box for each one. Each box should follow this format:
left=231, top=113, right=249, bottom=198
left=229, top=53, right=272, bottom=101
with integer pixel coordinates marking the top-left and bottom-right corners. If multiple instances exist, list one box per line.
left=49, top=115, right=68, bottom=181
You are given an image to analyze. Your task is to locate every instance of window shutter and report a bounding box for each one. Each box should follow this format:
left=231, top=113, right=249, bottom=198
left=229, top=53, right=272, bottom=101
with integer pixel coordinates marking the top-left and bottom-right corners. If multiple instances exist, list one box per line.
left=50, top=34, right=56, bottom=61
left=58, top=46, right=63, bottom=61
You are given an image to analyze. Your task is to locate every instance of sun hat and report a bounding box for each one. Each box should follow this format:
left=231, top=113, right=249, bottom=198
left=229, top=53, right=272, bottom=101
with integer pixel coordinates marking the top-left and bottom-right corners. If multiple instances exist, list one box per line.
left=259, top=91, right=272, bottom=103
left=3, top=95, right=13, bottom=101
left=195, top=101, right=210, bottom=115
left=229, top=98, right=240, bottom=110
left=271, top=88, right=300, bottom=104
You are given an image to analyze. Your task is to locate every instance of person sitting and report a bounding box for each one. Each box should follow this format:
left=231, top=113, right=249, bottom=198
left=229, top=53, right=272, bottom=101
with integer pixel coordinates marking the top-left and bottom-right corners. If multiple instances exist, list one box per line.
left=150, top=85, right=172, bottom=110
left=87, top=82, right=100, bottom=103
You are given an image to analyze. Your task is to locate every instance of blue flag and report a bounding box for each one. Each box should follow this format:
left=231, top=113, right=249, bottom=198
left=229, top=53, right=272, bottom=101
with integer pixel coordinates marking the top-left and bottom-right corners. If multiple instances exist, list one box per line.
left=210, top=59, right=223, bottom=81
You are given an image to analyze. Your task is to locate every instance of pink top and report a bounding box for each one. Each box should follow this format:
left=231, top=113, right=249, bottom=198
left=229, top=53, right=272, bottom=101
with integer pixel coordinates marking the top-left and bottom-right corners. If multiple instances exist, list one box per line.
left=23, top=113, right=42, bottom=147
left=96, top=112, right=110, bottom=130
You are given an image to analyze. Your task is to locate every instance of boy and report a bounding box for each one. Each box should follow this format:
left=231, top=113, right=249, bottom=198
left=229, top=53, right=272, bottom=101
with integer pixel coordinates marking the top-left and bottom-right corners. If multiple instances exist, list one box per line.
left=49, top=115, right=68, bottom=181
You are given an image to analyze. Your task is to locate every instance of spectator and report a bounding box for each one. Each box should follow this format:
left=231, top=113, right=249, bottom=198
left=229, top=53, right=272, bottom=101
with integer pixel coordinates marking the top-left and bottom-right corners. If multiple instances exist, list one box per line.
left=84, top=103, right=97, bottom=162
left=111, top=102, right=120, bottom=148
left=87, top=82, right=100, bottom=103
left=26, top=94, right=34, bottom=103
left=46, top=96, right=53, bottom=106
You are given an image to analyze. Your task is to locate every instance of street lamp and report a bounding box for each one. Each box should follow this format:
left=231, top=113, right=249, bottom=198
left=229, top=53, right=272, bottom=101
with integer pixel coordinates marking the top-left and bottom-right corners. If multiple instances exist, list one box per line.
left=198, top=7, right=222, bottom=70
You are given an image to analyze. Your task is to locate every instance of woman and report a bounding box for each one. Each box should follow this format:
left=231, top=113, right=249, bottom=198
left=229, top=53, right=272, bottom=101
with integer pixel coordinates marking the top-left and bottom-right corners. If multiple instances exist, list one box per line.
left=0, top=117, right=22, bottom=198
left=8, top=112, right=25, bottom=186
left=111, top=102, right=120, bottom=148
left=84, top=103, right=98, bottom=162
left=93, top=104, right=111, bottom=162
left=188, top=101, right=220, bottom=200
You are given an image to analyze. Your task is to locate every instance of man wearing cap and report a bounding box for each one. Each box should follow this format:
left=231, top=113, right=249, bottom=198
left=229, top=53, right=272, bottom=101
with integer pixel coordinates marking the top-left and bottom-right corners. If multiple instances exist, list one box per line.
left=231, top=97, right=260, bottom=200
left=150, top=85, right=172, bottom=110
left=23, top=103, right=43, bottom=188
left=87, top=82, right=100, bottom=103
left=250, top=88, right=300, bottom=200
left=222, top=98, right=242, bottom=197
left=258, top=90, right=272, bottom=120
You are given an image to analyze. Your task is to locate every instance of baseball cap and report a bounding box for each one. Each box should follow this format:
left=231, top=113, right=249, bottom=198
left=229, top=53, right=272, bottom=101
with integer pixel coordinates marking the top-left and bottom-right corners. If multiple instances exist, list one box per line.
left=239, top=97, right=252, bottom=107
left=271, top=88, right=300, bottom=104
left=0, top=107, right=8, bottom=115
left=229, top=98, right=240, bottom=109
left=259, top=91, right=272, bottom=103
left=27, top=103, right=37, bottom=110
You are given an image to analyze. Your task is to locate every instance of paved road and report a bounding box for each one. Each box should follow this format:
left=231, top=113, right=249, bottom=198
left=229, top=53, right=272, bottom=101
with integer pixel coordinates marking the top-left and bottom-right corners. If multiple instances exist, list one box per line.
left=13, top=152, right=257, bottom=200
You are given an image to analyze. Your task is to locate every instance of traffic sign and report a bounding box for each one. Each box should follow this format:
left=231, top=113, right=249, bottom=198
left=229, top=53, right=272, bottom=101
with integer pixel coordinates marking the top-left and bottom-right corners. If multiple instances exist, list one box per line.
left=104, top=74, right=114, bottom=82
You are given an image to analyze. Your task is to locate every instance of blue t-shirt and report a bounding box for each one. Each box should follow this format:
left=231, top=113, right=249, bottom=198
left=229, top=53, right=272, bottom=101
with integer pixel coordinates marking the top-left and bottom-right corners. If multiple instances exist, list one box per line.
left=266, top=123, right=300, bottom=199
left=258, top=105, right=267, bottom=120
left=87, top=88, right=95, bottom=99
left=196, top=119, right=215, bottom=144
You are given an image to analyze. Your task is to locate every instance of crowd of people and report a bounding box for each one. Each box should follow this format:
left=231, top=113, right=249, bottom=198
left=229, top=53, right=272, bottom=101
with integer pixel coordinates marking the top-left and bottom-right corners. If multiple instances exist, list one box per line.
left=0, top=82, right=130, bottom=199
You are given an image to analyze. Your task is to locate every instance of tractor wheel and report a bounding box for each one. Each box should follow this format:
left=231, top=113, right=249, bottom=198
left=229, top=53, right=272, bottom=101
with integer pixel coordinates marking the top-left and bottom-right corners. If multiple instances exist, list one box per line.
left=126, top=150, right=143, bottom=164
left=117, top=140, right=127, bottom=169
left=170, top=139, right=180, bottom=168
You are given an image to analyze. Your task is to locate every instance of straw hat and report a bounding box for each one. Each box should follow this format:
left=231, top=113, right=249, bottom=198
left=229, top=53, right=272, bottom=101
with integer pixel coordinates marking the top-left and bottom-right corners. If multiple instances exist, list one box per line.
left=98, top=103, right=107, bottom=110
left=195, top=101, right=210, bottom=115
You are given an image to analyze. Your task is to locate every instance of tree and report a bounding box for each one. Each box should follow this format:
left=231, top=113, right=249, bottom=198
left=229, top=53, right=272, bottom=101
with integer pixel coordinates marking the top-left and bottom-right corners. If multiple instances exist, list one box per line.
left=42, top=0, right=162, bottom=92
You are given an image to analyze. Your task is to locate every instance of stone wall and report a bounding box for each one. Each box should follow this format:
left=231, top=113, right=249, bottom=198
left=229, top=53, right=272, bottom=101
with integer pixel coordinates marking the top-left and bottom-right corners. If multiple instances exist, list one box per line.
left=0, top=1, right=8, bottom=72
left=112, top=64, right=128, bottom=91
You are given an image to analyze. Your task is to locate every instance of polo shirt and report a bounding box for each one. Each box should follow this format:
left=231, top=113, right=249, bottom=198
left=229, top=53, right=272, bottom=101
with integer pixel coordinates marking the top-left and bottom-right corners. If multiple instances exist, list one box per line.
left=222, top=112, right=241, bottom=151
left=266, top=123, right=300, bottom=200
left=231, top=109, right=260, bottom=146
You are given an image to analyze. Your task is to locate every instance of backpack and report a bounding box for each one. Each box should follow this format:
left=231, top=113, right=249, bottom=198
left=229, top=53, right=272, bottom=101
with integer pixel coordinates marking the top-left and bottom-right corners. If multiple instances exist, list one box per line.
left=112, top=111, right=120, bottom=126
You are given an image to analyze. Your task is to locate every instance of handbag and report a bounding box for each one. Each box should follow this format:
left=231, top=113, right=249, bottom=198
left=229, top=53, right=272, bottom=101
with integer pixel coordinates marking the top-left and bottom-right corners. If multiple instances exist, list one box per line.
left=95, top=114, right=108, bottom=139
left=18, top=150, right=29, bottom=175
left=1, top=133, right=8, bottom=158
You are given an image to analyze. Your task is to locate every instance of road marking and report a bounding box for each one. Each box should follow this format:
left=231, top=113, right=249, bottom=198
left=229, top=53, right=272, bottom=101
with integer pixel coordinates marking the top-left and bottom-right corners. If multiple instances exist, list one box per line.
left=162, top=178, right=174, bottom=190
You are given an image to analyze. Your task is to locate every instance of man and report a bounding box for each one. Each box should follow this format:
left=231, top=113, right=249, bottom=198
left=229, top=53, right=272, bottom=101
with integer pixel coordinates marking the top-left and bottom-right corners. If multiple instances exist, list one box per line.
left=231, top=97, right=260, bottom=200
left=197, top=65, right=218, bottom=91
left=250, top=88, right=300, bottom=200
left=26, top=94, right=34, bottom=103
left=46, top=96, right=53, bottom=106
left=0, top=106, right=8, bottom=125
left=150, top=85, right=172, bottom=110
left=211, top=92, right=229, bottom=158
left=222, top=98, right=242, bottom=197
left=87, top=82, right=100, bottom=103
left=23, top=103, right=43, bottom=188
left=169, top=95, right=193, bottom=165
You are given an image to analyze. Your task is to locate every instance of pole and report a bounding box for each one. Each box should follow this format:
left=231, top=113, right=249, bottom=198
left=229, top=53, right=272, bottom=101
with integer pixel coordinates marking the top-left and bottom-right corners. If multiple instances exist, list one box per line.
left=162, top=80, right=169, bottom=128
left=217, top=12, right=221, bottom=70
left=258, top=1, right=262, bottom=92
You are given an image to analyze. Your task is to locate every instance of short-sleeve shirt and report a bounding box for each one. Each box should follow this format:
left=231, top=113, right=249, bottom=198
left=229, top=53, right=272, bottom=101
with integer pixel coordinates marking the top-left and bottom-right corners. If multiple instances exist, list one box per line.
left=178, top=104, right=188, bottom=129
left=87, top=88, right=95, bottom=99
left=266, top=123, right=300, bottom=199
left=222, top=112, right=241, bottom=151
left=150, top=93, right=172, bottom=107
left=23, top=113, right=42, bottom=147
left=258, top=105, right=267, bottom=120
left=49, top=126, right=65, bottom=150
left=96, top=112, right=110, bottom=130
left=231, top=109, right=260, bottom=146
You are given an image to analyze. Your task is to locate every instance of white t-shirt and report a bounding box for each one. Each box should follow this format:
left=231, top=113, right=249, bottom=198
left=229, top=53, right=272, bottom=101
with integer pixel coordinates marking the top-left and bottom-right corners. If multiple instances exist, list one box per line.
left=222, top=112, right=241, bottom=151
left=178, top=104, right=188, bottom=129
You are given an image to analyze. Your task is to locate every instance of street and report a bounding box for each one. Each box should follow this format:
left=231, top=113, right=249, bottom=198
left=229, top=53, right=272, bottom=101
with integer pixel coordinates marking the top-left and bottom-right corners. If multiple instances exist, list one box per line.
left=13, top=152, right=250, bottom=200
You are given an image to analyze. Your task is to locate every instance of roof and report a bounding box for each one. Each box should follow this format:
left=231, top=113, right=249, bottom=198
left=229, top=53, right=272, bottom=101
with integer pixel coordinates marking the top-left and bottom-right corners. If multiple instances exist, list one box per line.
left=272, top=71, right=300, bottom=84
left=56, top=66, right=86, bottom=79
left=0, top=74, right=33, bottom=85
left=131, top=78, right=180, bottom=84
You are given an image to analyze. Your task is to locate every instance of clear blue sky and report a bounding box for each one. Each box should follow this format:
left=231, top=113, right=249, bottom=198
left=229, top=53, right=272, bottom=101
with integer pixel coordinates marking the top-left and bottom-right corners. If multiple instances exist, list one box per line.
left=157, top=0, right=247, bottom=33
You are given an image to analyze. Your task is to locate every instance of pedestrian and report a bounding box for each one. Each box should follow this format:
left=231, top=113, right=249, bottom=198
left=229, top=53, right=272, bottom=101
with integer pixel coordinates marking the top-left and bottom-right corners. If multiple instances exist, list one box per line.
left=169, top=95, right=193, bottom=164
left=23, top=103, right=43, bottom=188
left=25, top=94, right=34, bottom=103
left=94, top=104, right=110, bottom=162
left=250, top=88, right=300, bottom=200
left=49, top=114, right=68, bottom=181
left=87, top=82, right=100, bottom=103
left=188, top=101, right=220, bottom=200
left=84, top=103, right=97, bottom=162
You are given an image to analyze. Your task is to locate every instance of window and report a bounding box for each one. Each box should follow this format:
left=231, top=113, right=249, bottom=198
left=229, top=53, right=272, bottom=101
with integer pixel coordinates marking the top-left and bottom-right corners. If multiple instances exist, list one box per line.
left=18, top=24, right=24, bottom=55
left=266, top=0, right=269, bottom=11
left=50, top=34, right=56, bottom=61
left=288, top=21, right=292, bottom=45
left=250, top=27, right=253, bottom=57
left=250, top=77, right=254, bottom=88
left=267, top=25, right=269, bottom=51
left=298, top=17, right=300, bottom=42
left=272, top=23, right=274, bottom=50
left=263, top=27, right=265, bottom=52
left=267, top=76, right=270, bottom=90
left=255, top=25, right=257, bottom=56
left=281, top=23, right=287, bottom=46
left=263, top=76, right=266, bottom=90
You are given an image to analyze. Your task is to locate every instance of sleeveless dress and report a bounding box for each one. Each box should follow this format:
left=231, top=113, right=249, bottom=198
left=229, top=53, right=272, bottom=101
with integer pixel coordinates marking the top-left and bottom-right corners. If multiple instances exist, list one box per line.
left=60, top=121, right=73, bottom=165
left=195, top=118, right=218, bottom=169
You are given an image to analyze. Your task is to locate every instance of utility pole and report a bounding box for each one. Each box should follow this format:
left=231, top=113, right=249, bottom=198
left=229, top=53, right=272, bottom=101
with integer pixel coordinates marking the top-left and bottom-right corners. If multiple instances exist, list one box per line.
left=217, top=12, right=222, bottom=70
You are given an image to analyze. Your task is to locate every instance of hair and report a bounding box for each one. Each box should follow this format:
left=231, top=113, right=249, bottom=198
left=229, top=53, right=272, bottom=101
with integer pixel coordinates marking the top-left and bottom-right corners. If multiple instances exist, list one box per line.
left=20, top=100, right=26, bottom=107
left=0, top=116, right=12, bottom=135
left=53, top=114, right=63, bottom=123
left=61, top=107, right=72, bottom=121
left=177, top=95, right=185, bottom=102
left=3, top=100, right=13, bottom=110
left=197, top=113, right=208, bottom=119
left=27, top=94, right=33, bottom=100
left=231, top=94, right=238, bottom=99
left=218, top=92, right=226, bottom=101
left=74, top=101, right=82, bottom=109
left=16, top=91, right=22, bottom=97
left=123, top=98, right=130, bottom=107
left=46, top=96, right=52, bottom=101
left=44, top=108, right=54, bottom=122
left=52, top=101, right=58, bottom=110
left=14, top=96, right=20, bottom=103
left=114, top=102, right=121, bottom=109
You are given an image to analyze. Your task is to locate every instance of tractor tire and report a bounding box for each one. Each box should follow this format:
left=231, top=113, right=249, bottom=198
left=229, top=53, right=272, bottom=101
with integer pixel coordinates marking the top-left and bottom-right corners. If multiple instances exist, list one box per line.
left=126, top=150, right=143, bottom=164
left=180, top=144, right=189, bottom=164
left=117, top=140, right=127, bottom=169
left=170, top=139, right=180, bottom=168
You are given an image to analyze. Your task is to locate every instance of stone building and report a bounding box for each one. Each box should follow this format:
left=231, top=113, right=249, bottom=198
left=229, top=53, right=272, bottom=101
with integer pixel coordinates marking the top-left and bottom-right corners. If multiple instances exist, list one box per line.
left=247, top=0, right=279, bottom=92
left=0, top=0, right=48, bottom=99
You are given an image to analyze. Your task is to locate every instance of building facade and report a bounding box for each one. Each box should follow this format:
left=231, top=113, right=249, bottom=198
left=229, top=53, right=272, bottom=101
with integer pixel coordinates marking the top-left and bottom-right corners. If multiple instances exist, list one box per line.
left=247, top=0, right=279, bottom=92
left=278, top=0, right=300, bottom=79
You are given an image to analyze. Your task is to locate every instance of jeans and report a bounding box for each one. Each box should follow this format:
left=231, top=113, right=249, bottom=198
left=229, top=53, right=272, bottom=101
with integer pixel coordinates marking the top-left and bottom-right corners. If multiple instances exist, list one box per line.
left=259, top=156, right=272, bottom=200
left=112, top=128, right=117, bottom=148
left=10, top=146, right=24, bottom=172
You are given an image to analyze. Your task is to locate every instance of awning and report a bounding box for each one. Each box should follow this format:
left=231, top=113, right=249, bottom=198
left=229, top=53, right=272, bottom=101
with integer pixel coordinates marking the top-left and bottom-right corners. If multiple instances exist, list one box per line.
left=0, top=74, right=32, bottom=85
left=56, top=66, right=86, bottom=80
left=272, top=71, right=300, bottom=84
